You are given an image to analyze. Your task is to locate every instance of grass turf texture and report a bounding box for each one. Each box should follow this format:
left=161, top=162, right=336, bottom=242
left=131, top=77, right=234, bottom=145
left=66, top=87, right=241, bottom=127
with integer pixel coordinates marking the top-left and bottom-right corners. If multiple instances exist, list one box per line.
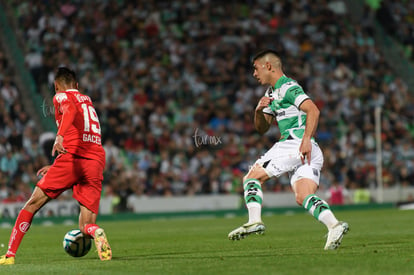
left=0, top=208, right=413, bottom=274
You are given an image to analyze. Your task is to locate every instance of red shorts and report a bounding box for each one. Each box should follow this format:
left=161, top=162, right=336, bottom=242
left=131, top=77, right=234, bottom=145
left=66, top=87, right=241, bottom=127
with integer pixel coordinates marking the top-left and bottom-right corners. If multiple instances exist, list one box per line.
left=37, top=153, right=104, bottom=214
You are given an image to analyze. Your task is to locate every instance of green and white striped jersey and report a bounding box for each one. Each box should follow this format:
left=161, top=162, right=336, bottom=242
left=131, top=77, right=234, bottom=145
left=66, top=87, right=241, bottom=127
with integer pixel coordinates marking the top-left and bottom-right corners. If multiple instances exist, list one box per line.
left=262, top=75, right=310, bottom=141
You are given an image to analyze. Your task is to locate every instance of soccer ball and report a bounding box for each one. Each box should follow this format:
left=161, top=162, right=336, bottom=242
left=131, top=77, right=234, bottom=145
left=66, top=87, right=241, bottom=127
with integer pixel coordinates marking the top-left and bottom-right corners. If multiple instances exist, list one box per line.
left=63, top=229, right=92, bottom=257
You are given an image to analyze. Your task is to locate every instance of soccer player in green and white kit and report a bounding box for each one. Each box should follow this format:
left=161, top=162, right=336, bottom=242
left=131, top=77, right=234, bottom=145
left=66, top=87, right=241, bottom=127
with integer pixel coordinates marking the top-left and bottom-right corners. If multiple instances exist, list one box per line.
left=228, top=50, right=349, bottom=250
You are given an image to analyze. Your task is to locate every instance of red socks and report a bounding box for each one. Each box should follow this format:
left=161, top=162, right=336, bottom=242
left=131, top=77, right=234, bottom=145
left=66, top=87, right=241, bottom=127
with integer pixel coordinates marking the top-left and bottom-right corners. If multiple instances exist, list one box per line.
left=6, top=209, right=34, bottom=257
left=6, top=211, right=100, bottom=258
left=84, top=224, right=100, bottom=237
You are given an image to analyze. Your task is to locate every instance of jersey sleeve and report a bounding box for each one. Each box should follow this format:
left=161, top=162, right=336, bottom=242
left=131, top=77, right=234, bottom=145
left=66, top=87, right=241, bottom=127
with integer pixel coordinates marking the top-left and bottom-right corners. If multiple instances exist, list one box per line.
left=54, top=93, right=77, bottom=137
left=284, top=84, right=309, bottom=108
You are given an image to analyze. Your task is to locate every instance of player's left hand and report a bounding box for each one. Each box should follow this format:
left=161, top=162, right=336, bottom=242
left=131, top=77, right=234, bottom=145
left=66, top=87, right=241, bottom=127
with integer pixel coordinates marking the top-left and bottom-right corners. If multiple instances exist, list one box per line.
left=52, top=135, right=67, bottom=156
left=299, top=138, right=312, bottom=165
left=37, top=165, right=51, bottom=177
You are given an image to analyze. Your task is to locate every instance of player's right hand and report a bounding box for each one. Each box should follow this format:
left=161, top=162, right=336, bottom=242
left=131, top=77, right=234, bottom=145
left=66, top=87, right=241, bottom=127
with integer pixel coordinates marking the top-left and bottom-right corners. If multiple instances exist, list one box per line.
left=52, top=135, right=67, bottom=156
left=37, top=165, right=51, bottom=177
left=255, top=96, right=272, bottom=112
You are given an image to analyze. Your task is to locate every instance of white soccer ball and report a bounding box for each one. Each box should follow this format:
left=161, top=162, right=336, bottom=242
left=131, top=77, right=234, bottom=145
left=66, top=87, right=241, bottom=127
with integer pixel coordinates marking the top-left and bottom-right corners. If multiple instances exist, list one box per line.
left=63, top=229, right=92, bottom=257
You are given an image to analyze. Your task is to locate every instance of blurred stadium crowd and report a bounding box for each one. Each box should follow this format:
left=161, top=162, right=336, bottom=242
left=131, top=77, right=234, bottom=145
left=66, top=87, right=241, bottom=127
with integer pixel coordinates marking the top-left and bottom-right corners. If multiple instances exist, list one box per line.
left=377, top=0, right=414, bottom=61
left=0, top=0, right=413, bottom=211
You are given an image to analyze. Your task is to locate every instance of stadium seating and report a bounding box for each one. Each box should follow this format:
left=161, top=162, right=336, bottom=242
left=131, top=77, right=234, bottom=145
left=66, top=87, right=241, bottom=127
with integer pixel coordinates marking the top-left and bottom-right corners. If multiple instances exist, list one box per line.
left=0, top=0, right=413, bottom=211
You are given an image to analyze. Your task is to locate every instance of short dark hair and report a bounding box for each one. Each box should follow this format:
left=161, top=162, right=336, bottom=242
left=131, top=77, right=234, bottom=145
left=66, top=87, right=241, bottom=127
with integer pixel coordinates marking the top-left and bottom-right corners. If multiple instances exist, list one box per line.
left=55, top=67, right=77, bottom=85
left=252, top=49, right=281, bottom=62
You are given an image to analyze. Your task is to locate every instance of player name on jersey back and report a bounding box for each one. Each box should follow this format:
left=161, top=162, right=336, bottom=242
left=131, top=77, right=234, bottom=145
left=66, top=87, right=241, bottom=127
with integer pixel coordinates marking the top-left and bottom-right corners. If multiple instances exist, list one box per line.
left=82, top=133, right=101, bottom=145
left=75, top=94, right=91, bottom=103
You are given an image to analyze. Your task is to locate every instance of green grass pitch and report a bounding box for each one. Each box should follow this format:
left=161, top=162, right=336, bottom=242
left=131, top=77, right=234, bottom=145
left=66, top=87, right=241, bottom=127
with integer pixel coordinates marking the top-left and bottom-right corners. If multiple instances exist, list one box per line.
left=0, top=208, right=413, bottom=274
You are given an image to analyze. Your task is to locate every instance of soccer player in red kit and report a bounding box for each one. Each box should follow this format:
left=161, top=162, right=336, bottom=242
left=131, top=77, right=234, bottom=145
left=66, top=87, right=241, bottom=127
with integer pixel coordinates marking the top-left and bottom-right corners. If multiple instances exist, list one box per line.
left=0, top=67, right=112, bottom=265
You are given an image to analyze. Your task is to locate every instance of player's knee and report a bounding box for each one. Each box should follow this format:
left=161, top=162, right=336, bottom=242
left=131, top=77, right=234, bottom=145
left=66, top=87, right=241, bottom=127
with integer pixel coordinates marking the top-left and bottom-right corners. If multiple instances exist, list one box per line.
left=243, top=164, right=268, bottom=183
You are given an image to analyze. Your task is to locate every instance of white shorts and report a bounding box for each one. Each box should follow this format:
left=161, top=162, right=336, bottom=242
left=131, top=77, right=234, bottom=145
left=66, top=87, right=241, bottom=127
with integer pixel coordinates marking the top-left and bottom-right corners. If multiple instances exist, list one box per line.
left=254, top=139, right=324, bottom=186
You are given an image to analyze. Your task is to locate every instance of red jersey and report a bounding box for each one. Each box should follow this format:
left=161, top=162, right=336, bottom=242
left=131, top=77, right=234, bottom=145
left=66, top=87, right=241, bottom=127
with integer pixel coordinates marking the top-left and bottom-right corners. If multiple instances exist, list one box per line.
left=53, top=89, right=105, bottom=164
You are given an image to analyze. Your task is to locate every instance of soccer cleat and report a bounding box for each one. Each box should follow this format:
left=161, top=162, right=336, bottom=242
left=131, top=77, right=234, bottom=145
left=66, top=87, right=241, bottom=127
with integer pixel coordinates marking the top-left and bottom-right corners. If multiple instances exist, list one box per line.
left=0, top=255, right=15, bottom=265
left=324, top=221, right=349, bottom=250
left=228, top=221, right=265, bottom=240
left=94, top=228, right=112, bottom=261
